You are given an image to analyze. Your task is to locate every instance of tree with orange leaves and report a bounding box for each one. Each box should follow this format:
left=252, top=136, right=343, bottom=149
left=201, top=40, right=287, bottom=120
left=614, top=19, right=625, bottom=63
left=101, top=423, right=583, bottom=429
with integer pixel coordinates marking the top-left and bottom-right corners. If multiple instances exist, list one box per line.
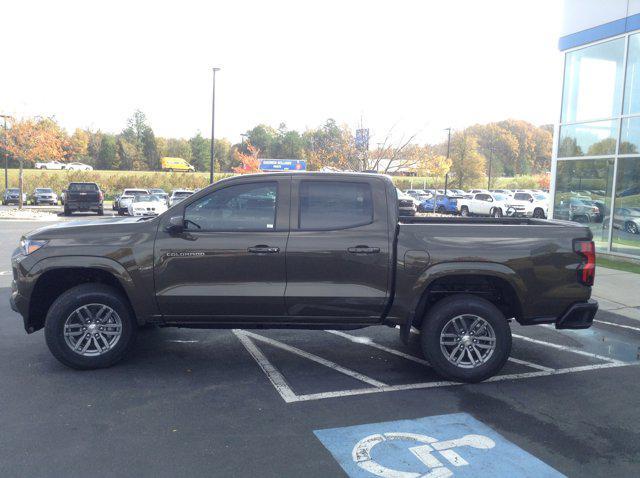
left=4, top=117, right=67, bottom=208
left=232, top=144, right=261, bottom=174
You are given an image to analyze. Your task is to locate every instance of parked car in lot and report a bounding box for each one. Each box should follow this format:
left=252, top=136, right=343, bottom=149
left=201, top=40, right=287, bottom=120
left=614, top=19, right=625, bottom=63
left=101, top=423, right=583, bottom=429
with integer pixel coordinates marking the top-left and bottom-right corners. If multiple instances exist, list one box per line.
left=555, top=197, right=602, bottom=223
left=457, top=192, right=514, bottom=217
left=63, top=182, right=103, bottom=215
left=405, top=189, right=431, bottom=202
left=113, top=189, right=149, bottom=215
left=149, top=188, right=169, bottom=205
left=169, top=189, right=194, bottom=206
left=397, top=189, right=417, bottom=216
left=10, top=172, right=598, bottom=383
left=29, top=188, right=58, bottom=205
left=419, top=194, right=459, bottom=214
left=34, top=160, right=66, bottom=170
left=612, top=207, right=640, bottom=234
left=510, top=192, right=549, bottom=218
left=127, top=194, right=169, bottom=217
left=65, top=162, right=93, bottom=171
left=2, top=188, right=27, bottom=205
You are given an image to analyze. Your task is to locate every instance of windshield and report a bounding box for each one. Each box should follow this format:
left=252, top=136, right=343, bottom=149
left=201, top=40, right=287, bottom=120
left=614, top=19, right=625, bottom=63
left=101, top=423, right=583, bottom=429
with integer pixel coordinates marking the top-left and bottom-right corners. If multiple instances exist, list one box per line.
left=533, top=194, right=546, bottom=200
left=134, top=194, right=160, bottom=202
left=493, top=193, right=508, bottom=201
left=175, top=192, right=192, bottom=197
left=36, top=188, right=53, bottom=193
left=7, top=188, right=19, bottom=193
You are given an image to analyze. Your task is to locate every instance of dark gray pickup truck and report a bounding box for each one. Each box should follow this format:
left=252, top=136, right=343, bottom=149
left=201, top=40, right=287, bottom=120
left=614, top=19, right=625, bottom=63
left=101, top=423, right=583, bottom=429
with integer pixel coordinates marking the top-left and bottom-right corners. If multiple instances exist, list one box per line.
left=10, top=172, right=597, bottom=382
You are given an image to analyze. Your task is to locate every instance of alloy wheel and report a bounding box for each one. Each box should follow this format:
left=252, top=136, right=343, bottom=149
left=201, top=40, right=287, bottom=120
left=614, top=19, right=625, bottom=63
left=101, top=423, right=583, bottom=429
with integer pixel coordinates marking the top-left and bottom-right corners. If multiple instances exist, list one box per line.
left=439, top=314, right=496, bottom=369
left=63, top=304, right=123, bottom=357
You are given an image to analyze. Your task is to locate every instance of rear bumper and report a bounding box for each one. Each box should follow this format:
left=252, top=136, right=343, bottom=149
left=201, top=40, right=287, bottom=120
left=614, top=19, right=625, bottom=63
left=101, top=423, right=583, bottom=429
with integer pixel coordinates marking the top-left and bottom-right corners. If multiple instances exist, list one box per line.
left=555, top=300, right=598, bottom=329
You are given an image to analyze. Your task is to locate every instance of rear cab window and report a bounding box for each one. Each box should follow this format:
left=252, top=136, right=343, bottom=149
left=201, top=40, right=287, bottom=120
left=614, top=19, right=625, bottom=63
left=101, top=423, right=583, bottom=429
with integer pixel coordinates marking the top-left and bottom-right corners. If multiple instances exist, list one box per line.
left=69, top=183, right=98, bottom=192
left=299, top=180, right=373, bottom=230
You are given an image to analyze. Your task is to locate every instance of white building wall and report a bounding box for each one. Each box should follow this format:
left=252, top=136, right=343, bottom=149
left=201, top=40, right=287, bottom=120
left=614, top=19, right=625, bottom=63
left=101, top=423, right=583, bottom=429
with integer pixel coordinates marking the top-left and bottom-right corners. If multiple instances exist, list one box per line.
left=561, top=0, right=628, bottom=36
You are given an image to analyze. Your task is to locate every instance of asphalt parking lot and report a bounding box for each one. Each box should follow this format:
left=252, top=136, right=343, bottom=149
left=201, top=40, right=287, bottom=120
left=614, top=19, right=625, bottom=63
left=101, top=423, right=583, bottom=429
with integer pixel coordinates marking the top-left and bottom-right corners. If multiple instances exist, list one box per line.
left=1, top=218, right=639, bottom=477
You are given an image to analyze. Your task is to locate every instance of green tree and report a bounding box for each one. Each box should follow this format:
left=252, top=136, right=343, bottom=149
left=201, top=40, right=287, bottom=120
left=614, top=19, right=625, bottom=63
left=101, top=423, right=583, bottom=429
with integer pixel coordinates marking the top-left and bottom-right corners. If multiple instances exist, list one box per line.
left=189, top=132, right=210, bottom=171
left=449, top=131, right=486, bottom=189
left=141, top=128, right=159, bottom=170
left=97, top=134, right=118, bottom=170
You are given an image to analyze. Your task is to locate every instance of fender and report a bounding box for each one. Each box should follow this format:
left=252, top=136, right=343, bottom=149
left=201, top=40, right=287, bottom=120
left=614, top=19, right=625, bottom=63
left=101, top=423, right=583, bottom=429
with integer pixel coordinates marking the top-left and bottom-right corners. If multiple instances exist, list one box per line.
left=409, top=261, right=527, bottom=325
left=27, top=255, right=155, bottom=325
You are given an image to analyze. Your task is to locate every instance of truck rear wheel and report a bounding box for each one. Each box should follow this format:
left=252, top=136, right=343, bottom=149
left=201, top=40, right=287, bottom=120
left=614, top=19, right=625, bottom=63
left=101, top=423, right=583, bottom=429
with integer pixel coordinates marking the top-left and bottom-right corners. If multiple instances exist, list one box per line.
left=44, top=284, right=137, bottom=370
left=460, top=206, right=469, bottom=216
left=420, top=294, right=511, bottom=382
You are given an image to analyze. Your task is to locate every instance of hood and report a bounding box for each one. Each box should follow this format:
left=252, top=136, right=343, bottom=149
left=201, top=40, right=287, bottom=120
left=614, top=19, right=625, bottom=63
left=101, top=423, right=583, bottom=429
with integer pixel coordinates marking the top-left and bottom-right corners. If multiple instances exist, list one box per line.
left=26, top=216, right=152, bottom=239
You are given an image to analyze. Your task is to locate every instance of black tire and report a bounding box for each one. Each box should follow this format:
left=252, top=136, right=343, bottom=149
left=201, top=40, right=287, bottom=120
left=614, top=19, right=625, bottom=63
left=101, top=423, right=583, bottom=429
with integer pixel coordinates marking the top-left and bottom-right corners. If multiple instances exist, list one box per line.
left=437, top=206, right=445, bottom=214
left=460, top=206, right=469, bottom=217
left=63, top=206, right=71, bottom=216
left=626, top=221, right=639, bottom=235
left=44, top=284, right=137, bottom=370
left=118, top=209, right=124, bottom=216
left=491, top=208, right=503, bottom=218
left=420, top=294, right=511, bottom=383
left=533, top=208, right=545, bottom=219
left=97, top=207, right=104, bottom=216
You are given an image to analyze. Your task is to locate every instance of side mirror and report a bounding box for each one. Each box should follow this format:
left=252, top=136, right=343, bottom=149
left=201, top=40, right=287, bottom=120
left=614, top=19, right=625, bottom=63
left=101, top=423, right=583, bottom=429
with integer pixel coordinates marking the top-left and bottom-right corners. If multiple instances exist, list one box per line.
left=529, top=198, right=534, bottom=203
left=165, top=215, right=184, bottom=234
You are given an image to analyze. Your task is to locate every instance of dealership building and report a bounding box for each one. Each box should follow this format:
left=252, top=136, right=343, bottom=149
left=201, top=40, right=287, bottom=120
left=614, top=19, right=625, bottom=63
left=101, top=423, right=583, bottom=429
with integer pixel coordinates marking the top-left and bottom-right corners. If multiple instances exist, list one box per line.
left=552, top=0, right=640, bottom=259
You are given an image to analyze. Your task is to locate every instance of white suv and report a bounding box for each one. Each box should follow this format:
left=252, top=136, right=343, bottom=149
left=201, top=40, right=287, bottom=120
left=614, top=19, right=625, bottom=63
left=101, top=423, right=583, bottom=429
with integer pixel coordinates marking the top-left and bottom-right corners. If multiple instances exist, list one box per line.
left=510, top=192, right=549, bottom=218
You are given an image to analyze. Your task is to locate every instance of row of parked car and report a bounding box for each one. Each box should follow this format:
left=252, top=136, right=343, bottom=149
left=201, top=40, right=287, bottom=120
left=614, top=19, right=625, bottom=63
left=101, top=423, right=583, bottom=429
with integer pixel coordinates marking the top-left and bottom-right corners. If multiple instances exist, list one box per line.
left=2, top=184, right=196, bottom=217
left=398, top=188, right=550, bottom=219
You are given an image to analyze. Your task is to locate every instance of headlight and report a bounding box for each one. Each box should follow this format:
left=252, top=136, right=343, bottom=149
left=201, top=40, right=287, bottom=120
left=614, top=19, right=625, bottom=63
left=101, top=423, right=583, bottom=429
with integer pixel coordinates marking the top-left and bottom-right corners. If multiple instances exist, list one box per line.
left=20, top=239, right=48, bottom=255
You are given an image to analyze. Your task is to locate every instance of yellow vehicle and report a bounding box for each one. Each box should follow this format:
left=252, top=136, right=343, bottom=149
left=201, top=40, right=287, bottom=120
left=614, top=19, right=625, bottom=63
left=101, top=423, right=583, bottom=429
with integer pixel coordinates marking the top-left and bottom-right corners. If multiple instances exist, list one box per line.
left=160, top=157, right=195, bottom=172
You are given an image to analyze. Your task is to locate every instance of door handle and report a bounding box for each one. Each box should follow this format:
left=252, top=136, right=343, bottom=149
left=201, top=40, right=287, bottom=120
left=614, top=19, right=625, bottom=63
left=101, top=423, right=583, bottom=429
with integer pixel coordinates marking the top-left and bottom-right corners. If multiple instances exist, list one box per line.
left=347, top=245, right=381, bottom=254
left=248, top=245, right=280, bottom=254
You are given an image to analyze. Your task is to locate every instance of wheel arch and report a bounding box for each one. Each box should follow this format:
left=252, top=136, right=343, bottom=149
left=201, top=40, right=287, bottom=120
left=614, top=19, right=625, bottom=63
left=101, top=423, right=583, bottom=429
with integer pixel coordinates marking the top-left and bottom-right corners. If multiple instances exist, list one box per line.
left=25, top=257, right=146, bottom=333
left=409, top=262, right=526, bottom=329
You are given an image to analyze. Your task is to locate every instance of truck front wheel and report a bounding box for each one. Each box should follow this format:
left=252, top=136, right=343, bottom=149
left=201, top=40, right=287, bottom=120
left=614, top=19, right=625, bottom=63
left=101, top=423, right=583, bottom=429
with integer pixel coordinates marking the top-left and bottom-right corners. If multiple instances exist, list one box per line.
left=460, top=206, right=469, bottom=217
left=44, top=284, right=137, bottom=370
left=420, top=294, right=511, bottom=383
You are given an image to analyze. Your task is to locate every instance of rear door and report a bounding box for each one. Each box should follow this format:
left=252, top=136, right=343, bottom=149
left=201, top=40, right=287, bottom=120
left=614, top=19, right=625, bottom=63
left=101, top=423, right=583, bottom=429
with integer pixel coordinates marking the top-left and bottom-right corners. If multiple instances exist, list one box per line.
left=154, top=176, right=290, bottom=321
left=285, top=177, right=391, bottom=321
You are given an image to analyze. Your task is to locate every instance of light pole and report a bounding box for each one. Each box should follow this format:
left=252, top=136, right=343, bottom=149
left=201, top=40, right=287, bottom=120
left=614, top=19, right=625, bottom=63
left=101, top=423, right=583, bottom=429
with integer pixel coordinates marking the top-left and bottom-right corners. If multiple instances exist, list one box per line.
left=434, top=128, right=452, bottom=214
left=209, top=67, right=221, bottom=183
left=1, top=114, right=11, bottom=190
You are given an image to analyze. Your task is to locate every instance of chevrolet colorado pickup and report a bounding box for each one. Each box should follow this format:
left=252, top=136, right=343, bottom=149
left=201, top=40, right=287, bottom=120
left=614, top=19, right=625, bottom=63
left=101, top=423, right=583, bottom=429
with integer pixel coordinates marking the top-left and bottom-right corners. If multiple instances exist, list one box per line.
left=10, top=172, right=598, bottom=382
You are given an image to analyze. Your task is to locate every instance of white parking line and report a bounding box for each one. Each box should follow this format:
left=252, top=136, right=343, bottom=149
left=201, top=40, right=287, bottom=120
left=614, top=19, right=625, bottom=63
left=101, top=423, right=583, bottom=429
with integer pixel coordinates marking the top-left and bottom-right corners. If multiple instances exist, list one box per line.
left=237, top=330, right=388, bottom=388
left=328, top=330, right=555, bottom=372
left=511, top=334, right=625, bottom=364
left=233, top=330, right=298, bottom=403
left=292, top=362, right=635, bottom=402
left=594, top=319, right=640, bottom=332
left=234, top=329, right=636, bottom=403
left=326, top=330, right=429, bottom=365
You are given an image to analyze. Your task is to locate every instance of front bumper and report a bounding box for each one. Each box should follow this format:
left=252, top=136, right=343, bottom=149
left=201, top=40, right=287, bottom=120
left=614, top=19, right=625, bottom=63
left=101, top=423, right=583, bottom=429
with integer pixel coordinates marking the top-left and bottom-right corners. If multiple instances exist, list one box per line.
left=555, top=300, right=598, bottom=329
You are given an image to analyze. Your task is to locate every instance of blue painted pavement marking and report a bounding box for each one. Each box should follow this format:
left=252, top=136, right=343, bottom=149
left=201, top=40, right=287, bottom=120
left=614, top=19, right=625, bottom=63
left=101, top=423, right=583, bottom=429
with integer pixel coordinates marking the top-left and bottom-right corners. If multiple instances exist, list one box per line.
left=315, top=413, right=564, bottom=478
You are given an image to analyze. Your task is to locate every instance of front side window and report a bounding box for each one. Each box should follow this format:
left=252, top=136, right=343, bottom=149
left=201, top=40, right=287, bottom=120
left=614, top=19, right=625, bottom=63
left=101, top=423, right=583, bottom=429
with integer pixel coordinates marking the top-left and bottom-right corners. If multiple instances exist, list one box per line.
left=299, top=181, right=373, bottom=230
left=184, top=182, right=277, bottom=231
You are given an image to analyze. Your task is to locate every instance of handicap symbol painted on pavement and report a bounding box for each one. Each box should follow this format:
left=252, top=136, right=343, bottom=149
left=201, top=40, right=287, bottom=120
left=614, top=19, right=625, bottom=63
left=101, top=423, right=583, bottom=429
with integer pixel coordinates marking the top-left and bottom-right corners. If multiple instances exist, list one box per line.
left=314, top=413, right=564, bottom=478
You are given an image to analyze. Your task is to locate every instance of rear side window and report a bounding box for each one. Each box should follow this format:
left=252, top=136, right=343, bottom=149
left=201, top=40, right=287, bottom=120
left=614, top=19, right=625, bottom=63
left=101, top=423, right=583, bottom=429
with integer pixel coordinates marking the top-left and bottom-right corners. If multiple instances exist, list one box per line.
left=69, top=183, right=98, bottom=191
left=299, top=181, right=373, bottom=230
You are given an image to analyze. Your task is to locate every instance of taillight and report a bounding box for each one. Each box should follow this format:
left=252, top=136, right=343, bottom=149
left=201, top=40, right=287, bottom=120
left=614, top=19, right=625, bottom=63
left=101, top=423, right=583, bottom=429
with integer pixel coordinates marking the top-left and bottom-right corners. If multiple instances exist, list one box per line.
left=98, top=191, right=104, bottom=201
left=574, top=240, right=595, bottom=286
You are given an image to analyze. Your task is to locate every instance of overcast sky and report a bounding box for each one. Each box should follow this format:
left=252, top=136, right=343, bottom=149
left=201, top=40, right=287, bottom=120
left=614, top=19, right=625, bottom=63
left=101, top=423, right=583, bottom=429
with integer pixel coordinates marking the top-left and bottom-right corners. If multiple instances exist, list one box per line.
left=2, top=0, right=563, bottom=146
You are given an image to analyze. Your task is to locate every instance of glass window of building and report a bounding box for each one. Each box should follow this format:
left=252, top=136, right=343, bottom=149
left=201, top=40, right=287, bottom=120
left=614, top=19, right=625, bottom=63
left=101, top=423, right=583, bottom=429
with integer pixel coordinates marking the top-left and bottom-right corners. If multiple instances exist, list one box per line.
left=619, top=117, right=640, bottom=154
left=624, top=33, right=640, bottom=115
left=611, top=158, right=640, bottom=256
left=553, top=159, right=614, bottom=249
left=561, top=38, right=625, bottom=123
left=558, top=120, right=618, bottom=157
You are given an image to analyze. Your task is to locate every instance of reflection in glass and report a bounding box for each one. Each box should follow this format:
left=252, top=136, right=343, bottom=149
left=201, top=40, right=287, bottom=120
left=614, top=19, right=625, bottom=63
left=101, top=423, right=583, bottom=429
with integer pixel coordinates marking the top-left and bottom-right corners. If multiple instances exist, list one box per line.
left=558, top=121, right=618, bottom=157
left=561, top=38, right=625, bottom=123
left=612, top=158, right=640, bottom=255
left=624, top=33, right=640, bottom=114
left=553, top=159, right=614, bottom=249
left=619, top=117, right=640, bottom=154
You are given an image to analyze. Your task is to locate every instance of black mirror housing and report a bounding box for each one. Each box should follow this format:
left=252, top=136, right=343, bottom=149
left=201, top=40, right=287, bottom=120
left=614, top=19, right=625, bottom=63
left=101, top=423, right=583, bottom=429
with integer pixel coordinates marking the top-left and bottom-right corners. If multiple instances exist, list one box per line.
left=165, top=215, right=184, bottom=234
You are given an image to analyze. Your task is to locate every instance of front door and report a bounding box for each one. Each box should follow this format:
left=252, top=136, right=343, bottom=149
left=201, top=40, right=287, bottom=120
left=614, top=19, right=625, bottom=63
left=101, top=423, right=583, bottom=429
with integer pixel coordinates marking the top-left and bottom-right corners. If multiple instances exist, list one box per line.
left=154, top=177, right=290, bottom=322
left=285, top=177, right=391, bottom=321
